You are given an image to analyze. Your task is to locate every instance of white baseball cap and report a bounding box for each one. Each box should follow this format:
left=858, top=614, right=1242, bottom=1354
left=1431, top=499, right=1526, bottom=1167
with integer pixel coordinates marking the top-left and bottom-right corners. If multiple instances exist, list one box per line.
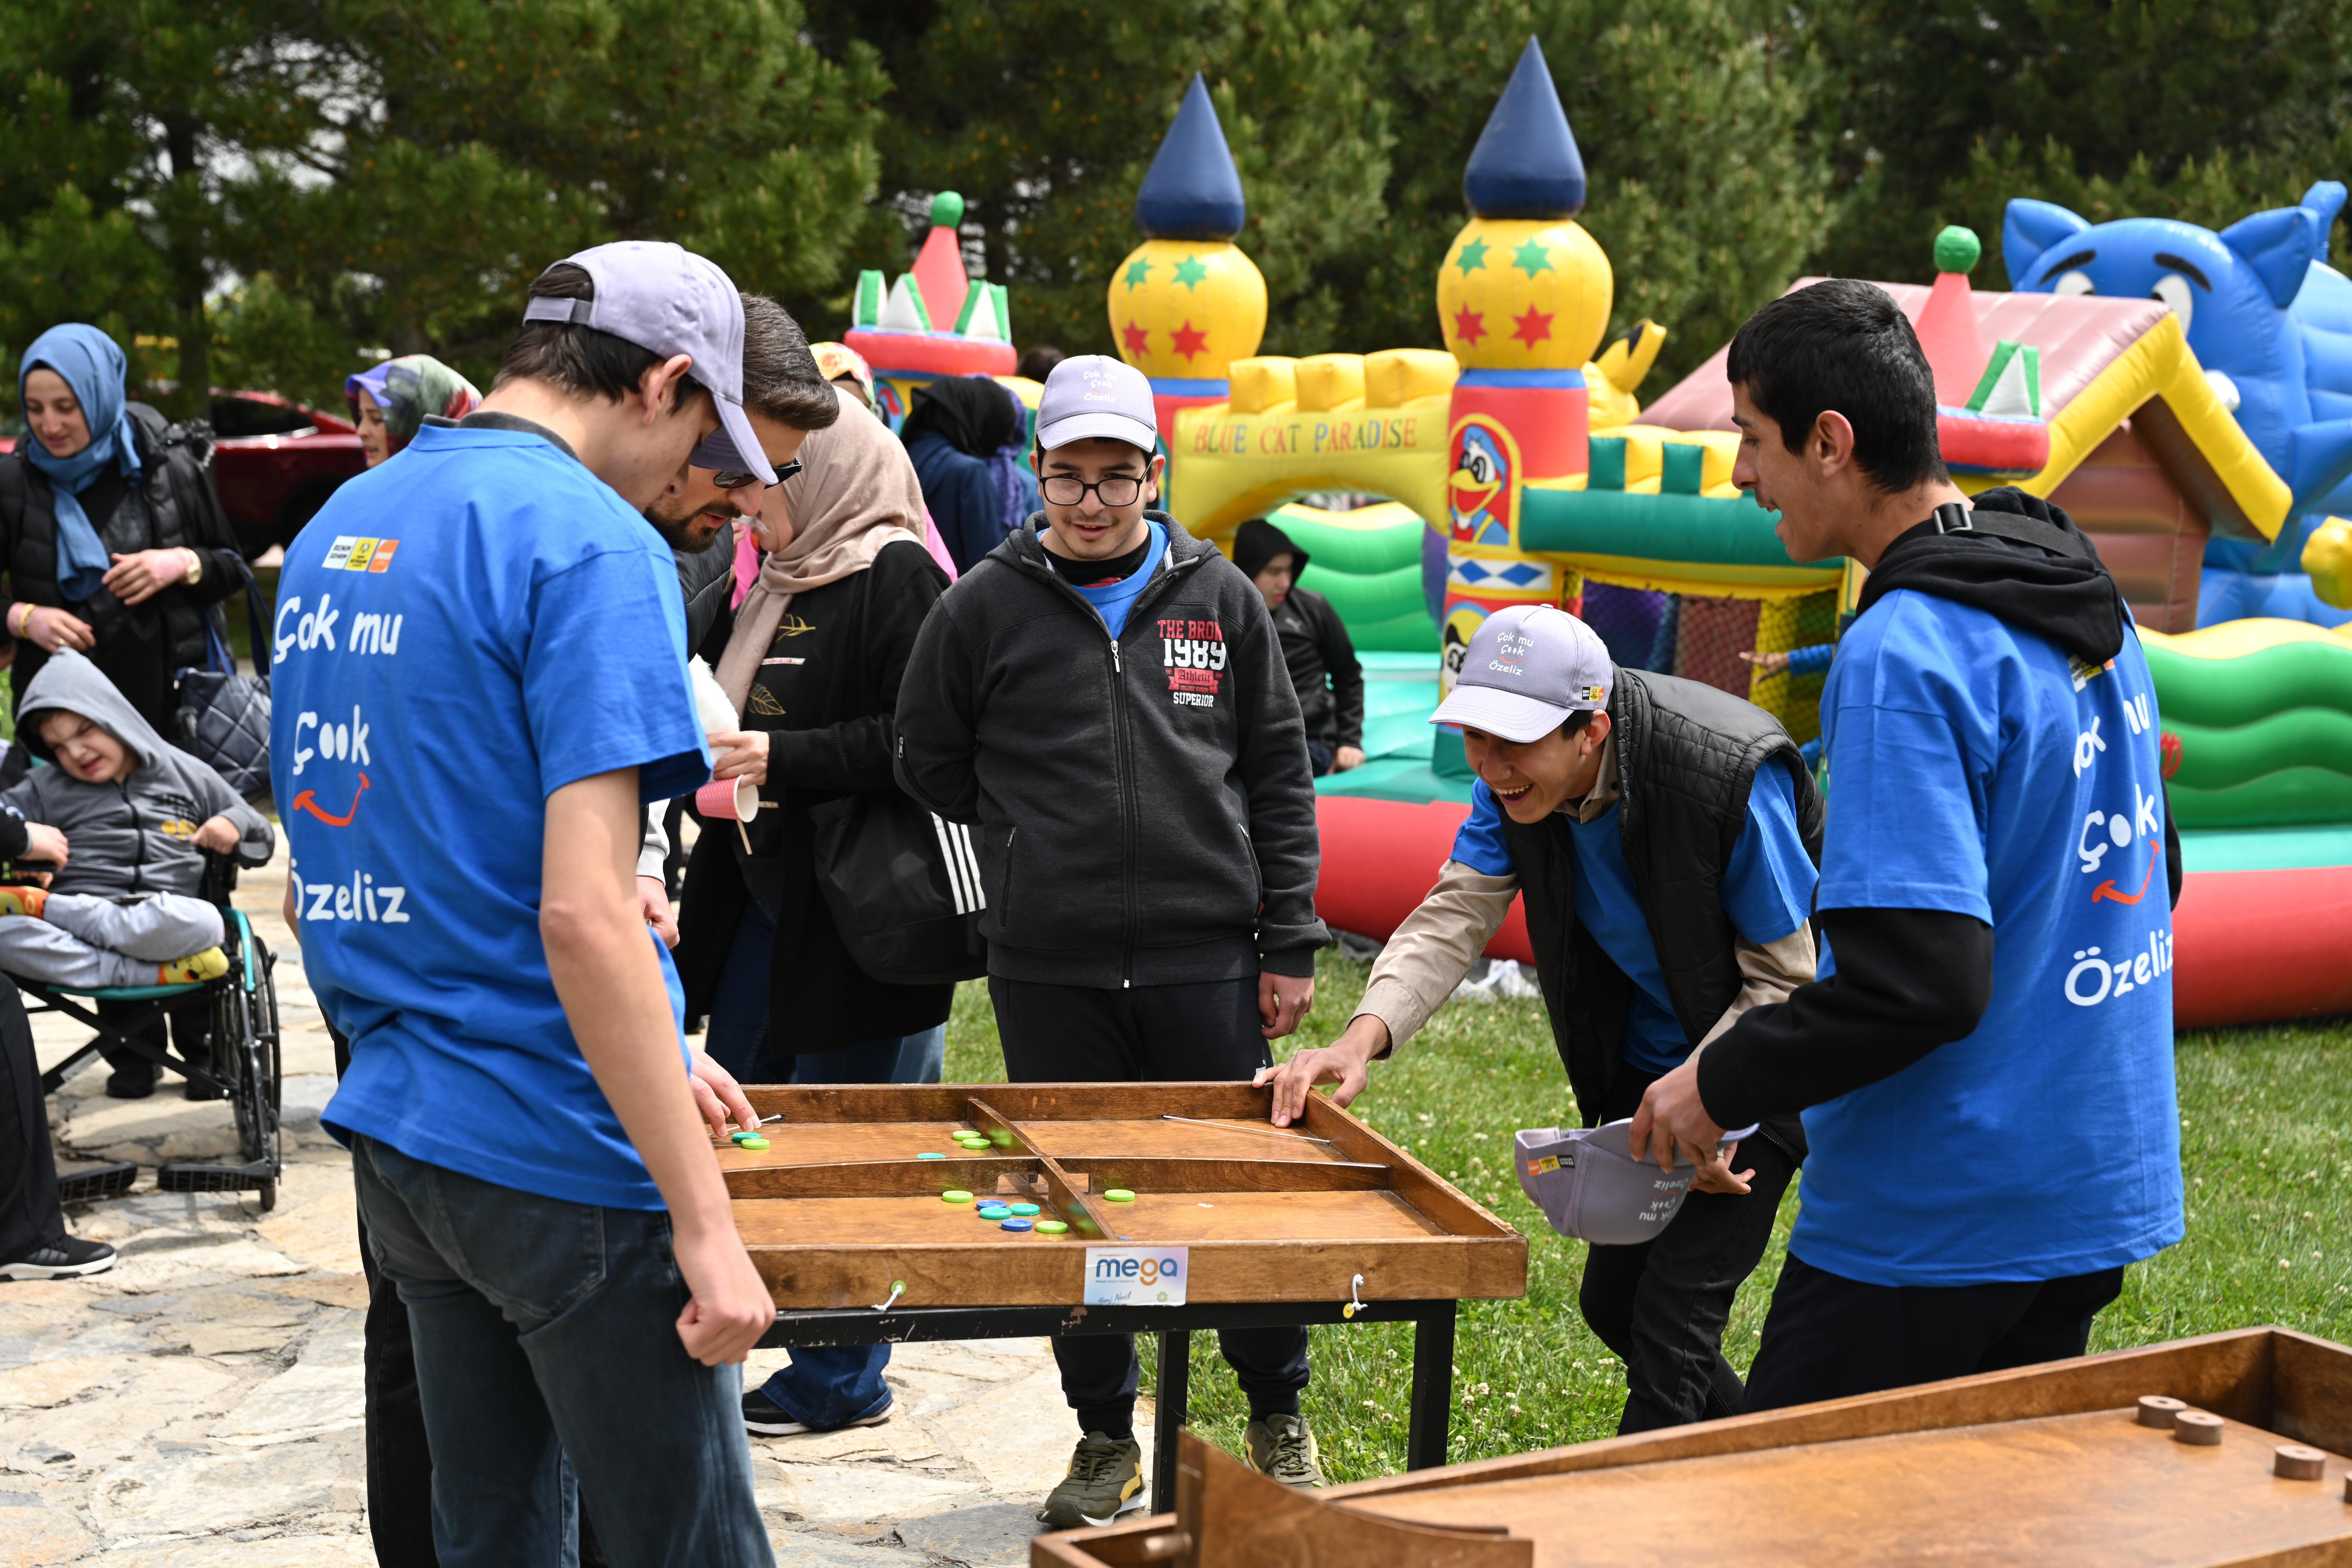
left=1035, top=354, right=1158, bottom=453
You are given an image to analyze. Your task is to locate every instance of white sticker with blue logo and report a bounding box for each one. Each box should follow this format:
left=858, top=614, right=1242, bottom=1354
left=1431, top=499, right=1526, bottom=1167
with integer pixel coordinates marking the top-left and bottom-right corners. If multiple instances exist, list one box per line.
left=1082, top=1246, right=1188, bottom=1307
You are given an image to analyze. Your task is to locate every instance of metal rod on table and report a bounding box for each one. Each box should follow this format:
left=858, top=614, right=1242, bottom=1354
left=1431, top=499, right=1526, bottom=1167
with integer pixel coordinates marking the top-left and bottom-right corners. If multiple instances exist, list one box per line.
left=1157, top=1114, right=1333, bottom=1145
left=1153, top=1330, right=1192, bottom=1511
left=1405, top=1300, right=1457, bottom=1470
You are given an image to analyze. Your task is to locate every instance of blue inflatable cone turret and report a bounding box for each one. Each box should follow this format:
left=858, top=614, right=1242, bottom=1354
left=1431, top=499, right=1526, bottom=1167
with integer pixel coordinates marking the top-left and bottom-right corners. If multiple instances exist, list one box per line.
left=1134, top=74, right=1247, bottom=241
left=1463, top=37, right=1587, bottom=220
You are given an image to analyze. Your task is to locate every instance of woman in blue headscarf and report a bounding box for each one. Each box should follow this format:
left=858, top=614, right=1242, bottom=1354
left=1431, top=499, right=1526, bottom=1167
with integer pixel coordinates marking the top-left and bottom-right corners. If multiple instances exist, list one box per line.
left=1, top=324, right=243, bottom=741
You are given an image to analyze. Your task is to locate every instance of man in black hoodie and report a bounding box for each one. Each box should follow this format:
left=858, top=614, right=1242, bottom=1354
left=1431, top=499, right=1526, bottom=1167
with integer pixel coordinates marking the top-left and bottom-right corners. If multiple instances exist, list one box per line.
left=897, top=354, right=1330, bottom=1523
left=1232, top=518, right=1366, bottom=775
left=1633, top=279, right=2186, bottom=1407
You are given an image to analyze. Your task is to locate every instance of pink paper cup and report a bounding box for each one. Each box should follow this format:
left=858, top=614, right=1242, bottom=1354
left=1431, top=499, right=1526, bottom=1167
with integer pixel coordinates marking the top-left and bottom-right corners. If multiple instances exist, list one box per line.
left=695, top=775, right=757, bottom=823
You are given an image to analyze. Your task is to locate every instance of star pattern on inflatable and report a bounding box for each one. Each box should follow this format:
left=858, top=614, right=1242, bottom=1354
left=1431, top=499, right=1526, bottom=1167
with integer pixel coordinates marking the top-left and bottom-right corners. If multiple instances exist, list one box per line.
left=1122, top=258, right=1152, bottom=289
left=1452, top=305, right=1488, bottom=346
left=1171, top=320, right=1210, bottom=361
left=1173, top=254, right=1209, bottom=290
left=1512, top=238, right=1553, bottom=276
left=1510, top=305, right=1554, bottom=347
left=1121, top=320, right=1152, bottom=356
left=1455, top=237, right=1491, bottom=275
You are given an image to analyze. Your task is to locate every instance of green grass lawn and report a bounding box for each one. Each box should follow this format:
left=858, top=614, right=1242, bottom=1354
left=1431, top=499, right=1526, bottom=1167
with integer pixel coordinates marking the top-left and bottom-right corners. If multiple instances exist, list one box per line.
left=940, top=953, right=2352, bottom=1482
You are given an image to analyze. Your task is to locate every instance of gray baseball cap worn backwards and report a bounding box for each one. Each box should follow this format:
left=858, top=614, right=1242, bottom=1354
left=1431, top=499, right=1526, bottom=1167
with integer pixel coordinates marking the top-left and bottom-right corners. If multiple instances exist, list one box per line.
left=522, top=241, right=776, bottom=485
left=1035, top=354, right=1158, bottom=454
left=1431, top=603, right=1615, bottom=743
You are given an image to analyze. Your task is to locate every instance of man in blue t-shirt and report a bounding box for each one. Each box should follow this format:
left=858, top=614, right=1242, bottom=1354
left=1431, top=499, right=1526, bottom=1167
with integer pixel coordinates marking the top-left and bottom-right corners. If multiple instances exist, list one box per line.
left=271, top=242, right=783, bottom=1565
left=1634, top=278, right=2185, bottom=1407
left=1265, top=604, right=1823, bottom=1434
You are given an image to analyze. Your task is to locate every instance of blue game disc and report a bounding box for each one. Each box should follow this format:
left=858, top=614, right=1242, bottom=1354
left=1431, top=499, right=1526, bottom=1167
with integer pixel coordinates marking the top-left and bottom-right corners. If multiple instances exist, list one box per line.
left=1000, top=1217, right=1035, bottom=1232
left=916, top=1152, right=946, bottom=1159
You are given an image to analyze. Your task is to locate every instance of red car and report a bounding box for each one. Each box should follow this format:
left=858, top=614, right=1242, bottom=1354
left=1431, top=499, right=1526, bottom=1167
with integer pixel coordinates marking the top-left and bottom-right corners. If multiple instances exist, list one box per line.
left=0, top=389, right=365, bottom=559
left=202, top=390, right=368, bottom=557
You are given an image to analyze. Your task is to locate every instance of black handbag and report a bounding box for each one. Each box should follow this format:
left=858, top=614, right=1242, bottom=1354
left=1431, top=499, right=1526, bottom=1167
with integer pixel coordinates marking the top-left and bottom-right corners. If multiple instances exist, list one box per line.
left=175, top=559, right=272, bottom=797
left=807, top=790, right=988, bottom=985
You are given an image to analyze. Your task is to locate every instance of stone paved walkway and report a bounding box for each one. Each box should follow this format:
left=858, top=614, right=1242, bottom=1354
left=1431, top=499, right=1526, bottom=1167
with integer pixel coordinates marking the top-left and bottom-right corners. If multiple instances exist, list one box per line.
left=1, top=844, right=1115, bottom=1566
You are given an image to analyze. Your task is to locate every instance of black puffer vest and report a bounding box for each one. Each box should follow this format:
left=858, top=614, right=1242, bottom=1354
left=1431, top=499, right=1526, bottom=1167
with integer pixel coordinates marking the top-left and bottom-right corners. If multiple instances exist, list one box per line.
left=1499, top=667, right=1823, bottom=1160
left=0, top=404, right=228, bottom=685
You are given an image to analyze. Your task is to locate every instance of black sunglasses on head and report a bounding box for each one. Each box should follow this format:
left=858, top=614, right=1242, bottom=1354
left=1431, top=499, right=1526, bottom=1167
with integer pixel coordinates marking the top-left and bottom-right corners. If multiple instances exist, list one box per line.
left=712, top=457, right=802, bottom=491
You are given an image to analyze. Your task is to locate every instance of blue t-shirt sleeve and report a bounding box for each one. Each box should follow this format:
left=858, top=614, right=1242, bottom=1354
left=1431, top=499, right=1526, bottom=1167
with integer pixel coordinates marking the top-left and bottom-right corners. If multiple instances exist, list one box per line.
left=1448, top=781, right=1517, bottom=877
left=524, top=546, right=711, bottom=802
left=1720, top=756, right=1816, bottom=943
left=1787, top=643, right=1835, bottom=677
left=1814, top=631, right=1992, bottom=921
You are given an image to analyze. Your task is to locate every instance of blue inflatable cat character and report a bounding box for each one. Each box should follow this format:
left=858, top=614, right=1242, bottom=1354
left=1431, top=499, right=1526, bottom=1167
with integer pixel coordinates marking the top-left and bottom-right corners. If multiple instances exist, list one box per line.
left=2004, top=181, right=2352, bottom=627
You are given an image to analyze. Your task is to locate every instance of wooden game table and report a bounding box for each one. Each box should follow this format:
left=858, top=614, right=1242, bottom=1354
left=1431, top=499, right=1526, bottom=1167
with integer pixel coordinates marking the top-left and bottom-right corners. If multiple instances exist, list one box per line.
left=1034, top=1325, right=2352, bottom=1568
left=720, top=1082, right=1526, bottom=1501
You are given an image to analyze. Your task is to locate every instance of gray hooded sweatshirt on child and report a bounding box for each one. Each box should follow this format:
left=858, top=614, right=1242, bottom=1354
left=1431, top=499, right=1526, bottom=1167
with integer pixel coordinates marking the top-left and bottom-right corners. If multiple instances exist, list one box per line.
left=5, top=650, right=274, bottom=898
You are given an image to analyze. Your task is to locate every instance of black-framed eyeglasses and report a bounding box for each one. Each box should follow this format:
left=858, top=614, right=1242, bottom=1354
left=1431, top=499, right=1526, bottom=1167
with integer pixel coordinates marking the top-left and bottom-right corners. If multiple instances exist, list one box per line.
left=1040, top=473, right=1145, bottom=507
left=713, top=457, right=802, bottom=491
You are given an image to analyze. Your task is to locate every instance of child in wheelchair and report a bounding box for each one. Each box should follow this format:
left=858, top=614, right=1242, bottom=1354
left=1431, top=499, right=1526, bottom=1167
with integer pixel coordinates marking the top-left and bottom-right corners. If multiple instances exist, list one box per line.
left=0, top=651, right=273, bottom=1096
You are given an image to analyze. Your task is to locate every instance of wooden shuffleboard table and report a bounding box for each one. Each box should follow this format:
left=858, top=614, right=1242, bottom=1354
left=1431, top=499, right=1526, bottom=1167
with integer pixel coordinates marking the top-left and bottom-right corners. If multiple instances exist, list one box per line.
left=1034, top=1325, right=2352, bottom=1568
left=721, top=1082, right=1527, bottom=1500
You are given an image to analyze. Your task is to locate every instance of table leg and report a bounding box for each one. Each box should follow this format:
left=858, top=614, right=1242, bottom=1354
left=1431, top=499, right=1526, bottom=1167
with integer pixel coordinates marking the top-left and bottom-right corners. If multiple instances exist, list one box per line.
left=1152, top=1329, right=1190, bottom=1509
left=1405, top=1300, right=1456, bottom=1470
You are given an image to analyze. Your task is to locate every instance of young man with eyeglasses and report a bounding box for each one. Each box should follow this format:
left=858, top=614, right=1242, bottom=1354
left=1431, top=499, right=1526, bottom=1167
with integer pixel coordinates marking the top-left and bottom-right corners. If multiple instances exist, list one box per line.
left=896, top=354, right=1330, bottom=1524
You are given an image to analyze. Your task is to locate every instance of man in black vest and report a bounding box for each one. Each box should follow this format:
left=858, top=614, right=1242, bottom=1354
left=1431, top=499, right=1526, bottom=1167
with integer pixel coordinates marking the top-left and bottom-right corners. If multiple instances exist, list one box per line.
left=1262, top=603, right=1822, bottom=1433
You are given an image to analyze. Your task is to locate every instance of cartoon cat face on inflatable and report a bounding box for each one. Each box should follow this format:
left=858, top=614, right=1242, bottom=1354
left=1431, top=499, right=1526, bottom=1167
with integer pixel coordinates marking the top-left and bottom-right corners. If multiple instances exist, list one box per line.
left=2003, top=180, right=2352, bottom=514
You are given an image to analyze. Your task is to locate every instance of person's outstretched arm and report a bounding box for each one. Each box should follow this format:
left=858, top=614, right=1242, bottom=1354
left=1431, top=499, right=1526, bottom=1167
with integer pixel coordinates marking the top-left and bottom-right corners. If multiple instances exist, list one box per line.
left=541, top=767, right=772, bottom=1367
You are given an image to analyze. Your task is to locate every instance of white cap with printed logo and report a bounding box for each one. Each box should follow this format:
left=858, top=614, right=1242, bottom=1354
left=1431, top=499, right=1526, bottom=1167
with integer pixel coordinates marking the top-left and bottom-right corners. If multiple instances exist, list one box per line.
left=1035, top=355, right=1158, bottom=454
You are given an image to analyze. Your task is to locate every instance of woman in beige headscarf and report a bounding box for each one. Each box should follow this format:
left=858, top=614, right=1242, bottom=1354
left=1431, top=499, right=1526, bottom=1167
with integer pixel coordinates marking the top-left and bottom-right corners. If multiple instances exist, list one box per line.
left=674, top=382, right=952, bottom=1437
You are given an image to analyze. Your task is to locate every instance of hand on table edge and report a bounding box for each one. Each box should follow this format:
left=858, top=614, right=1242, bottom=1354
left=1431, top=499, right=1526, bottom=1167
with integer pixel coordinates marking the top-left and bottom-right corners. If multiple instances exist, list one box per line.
left=1255, top=1012, right=1389, bottom=1127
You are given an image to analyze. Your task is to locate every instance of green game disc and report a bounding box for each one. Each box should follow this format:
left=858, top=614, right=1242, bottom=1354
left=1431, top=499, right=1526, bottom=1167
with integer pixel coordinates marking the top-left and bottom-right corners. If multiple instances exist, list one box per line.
left=956, top=1136, right=991, bottom=1147
left=942, top=1190, right=973, bottom=1204
left=1035, top=1220, right=1069, bottom=1235
left=1103, top=1189, right=1136, bottom=1202
left=1007, top=1201, right=1040, bottom=1216
left=734, top=1135, right=769, bottom=1151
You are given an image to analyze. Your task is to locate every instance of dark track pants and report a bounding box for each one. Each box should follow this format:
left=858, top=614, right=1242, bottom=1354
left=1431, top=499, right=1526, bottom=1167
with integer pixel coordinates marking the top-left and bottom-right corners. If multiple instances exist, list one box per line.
left=1577, top=1068, right=1798, bottom=1433
left=0, top=985, right=63, bottom=1263
left=989, top=975, right=1309, bottom=1435
left=1743, top=1252, right=2125, bottom=1411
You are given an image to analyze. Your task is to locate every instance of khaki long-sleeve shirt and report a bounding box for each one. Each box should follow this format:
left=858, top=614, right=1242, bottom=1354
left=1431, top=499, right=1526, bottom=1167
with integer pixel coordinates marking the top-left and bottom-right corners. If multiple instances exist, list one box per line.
left=1354, top=736, right=1814, bottom=1055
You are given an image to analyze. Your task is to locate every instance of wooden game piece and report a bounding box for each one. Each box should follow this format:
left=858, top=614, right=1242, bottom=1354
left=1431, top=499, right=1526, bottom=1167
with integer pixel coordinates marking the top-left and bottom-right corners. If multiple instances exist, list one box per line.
left=2173, top=1410, right=2225, bottom=1445
left=2137, top=1395, right=2187, bottom=1428
left=2275, top=1445, right=2327, bottom=1480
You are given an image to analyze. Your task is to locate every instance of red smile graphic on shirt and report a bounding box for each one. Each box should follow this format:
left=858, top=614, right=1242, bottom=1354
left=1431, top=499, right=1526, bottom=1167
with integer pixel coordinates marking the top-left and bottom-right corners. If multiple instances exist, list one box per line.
left=292, top=774, right=370, bottom=827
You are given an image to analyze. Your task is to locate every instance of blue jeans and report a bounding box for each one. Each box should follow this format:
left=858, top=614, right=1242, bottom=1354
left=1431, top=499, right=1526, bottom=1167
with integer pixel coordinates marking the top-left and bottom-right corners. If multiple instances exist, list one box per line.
left=351, top=1136, right=772, bottom=1568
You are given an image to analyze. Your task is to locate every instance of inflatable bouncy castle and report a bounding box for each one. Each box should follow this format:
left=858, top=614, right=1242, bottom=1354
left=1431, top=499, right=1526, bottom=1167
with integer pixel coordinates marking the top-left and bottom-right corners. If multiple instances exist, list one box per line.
left=2001, top=186, right=2352, bottom=629
left=844, top=43, right=2352, bottom=1029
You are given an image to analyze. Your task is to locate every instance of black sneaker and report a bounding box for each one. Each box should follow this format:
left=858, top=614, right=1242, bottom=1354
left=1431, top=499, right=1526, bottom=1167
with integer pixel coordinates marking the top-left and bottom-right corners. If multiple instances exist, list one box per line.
left=741, top=1387, right=891, bottom=1437
left=0, top=1235, right=116, bottom=1280
left=1039, top=1432, right=1148, bottom=1528
left=105, top=1066, right=156, bottom=1100
left=182, top=1071, right=226, bottom=1102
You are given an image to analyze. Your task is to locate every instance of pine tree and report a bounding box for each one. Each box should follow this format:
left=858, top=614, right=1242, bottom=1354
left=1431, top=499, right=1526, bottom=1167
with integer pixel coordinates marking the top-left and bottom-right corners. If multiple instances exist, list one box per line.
left=1799, top=0, right=2352, bottom=287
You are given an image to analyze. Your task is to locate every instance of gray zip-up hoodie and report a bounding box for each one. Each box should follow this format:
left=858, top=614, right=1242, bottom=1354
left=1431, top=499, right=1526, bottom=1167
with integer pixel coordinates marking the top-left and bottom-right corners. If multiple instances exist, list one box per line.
left=5, top=650, right=273, bottom=897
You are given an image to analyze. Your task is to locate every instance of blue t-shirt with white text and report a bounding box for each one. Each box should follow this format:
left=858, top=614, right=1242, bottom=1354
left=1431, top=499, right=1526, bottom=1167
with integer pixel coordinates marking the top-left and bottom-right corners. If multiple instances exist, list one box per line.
left=1794, top=588, right=2183, bottom=1286
left=1450, top=756, right=1816, bottom=1074
left=269, top=422, right=711, bottom=1210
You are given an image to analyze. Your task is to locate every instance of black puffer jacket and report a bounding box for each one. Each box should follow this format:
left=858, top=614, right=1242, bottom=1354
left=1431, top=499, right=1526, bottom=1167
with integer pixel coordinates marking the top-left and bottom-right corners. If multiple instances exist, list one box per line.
left=0, top=404, right=244, bottom=739
left=1503, top=666, right=1821, bottom=1162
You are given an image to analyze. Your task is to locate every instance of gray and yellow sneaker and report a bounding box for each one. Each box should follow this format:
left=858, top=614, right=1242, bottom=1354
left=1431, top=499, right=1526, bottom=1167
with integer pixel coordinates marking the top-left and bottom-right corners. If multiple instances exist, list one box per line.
left=1244, top=1413, right=1326, bottom=1488
left=1039, top=1432, right=1147, bottom=1528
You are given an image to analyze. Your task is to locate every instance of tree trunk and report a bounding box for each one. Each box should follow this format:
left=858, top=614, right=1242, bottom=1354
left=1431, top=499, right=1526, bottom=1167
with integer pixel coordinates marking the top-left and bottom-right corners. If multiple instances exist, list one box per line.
left=164, top=115, right=209, bottom=422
